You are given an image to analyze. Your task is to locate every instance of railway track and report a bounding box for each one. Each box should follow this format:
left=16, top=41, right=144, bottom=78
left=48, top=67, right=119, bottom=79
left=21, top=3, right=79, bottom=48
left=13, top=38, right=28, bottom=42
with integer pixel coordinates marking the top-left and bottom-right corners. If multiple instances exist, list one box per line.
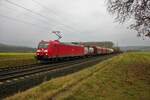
left=0, top=56, right=103, bottom=83
left=0, top=58, right=88, bottom=82
left=0, top=57, right=82, bottom=73
left=0, top=63, right=42, bottom=73
left=0, top=57, right=83, bottom=77
left=0, top=55, right=115, bottom=98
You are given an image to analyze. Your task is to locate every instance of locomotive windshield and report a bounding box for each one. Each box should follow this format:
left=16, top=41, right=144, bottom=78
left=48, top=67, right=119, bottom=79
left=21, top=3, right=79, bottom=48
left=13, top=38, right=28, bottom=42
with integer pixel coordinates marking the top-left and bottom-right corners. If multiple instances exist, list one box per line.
left=38, top=42, right=49, bottom=48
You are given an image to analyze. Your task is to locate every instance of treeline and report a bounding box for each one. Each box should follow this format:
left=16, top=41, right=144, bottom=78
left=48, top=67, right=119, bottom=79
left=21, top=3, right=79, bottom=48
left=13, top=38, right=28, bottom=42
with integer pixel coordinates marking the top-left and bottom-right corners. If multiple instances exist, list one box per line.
left=0, top=43, right=35, bottom=52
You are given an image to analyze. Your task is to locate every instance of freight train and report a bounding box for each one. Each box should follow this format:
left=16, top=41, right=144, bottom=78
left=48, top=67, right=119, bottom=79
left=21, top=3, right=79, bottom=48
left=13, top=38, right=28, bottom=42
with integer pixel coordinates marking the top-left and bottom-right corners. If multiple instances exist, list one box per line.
left=35, top=40, right=114, bottom=61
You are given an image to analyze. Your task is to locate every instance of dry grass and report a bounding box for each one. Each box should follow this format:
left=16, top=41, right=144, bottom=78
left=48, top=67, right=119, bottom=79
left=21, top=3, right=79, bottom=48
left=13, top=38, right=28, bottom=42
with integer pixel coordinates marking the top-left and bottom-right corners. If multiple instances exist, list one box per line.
left=6, top=51, right=150, bottom=100
left=0, top=52, right=36, bottom=68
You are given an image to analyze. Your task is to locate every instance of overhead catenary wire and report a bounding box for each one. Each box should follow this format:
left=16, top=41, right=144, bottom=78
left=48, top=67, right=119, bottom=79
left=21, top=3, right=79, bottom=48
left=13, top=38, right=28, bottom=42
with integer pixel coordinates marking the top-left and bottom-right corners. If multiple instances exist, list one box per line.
left=1, top=4, right=55, bottom=27
left=0, top=13, right=50, bottom=31
left=31, top=0, right=59, bottom=18
left=31, top=0, right=81, bottom=33
left=4, top=0, right=56, bottom=26
left=31, top=0, right=80, bottom=29
left=4, top=0, right=80, bottom=33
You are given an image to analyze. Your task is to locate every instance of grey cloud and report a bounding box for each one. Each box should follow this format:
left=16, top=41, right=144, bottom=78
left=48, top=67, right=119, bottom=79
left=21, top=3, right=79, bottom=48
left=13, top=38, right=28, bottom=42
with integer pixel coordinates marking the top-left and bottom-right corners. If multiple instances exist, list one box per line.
left=0, top=0, right=149, bottom=47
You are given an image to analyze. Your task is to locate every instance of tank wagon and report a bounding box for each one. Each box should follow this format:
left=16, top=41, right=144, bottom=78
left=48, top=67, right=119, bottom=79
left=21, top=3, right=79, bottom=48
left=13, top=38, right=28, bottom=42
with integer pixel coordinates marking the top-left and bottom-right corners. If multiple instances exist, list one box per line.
left=35, top=40, right=114, bottom=61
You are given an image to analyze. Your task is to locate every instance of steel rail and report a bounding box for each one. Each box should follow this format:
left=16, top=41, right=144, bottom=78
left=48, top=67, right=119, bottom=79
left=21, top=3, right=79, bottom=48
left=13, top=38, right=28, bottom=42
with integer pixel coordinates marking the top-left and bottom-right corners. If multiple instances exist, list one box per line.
left=0, top=57, right=98, bottom=82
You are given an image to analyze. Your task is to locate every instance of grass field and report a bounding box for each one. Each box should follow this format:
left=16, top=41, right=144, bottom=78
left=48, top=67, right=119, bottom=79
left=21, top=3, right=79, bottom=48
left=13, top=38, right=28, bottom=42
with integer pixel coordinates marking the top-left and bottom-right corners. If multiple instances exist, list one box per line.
left=0, top=53, right=36, bottom=68
left=6, top=51, right=150, bottom=100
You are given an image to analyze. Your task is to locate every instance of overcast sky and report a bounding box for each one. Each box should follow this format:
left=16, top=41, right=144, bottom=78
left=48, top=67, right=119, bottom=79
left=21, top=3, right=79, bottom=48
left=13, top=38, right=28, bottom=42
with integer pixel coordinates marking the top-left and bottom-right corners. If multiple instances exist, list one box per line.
left=0, top=0, right=149, bottom=47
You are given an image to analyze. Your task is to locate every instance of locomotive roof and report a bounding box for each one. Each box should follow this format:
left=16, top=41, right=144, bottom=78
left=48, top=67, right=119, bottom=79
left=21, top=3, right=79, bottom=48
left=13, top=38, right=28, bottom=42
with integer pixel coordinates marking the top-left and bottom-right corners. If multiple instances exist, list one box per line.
left=39, top=40, right=83, bottom=46
left=61, top=42, right=84, bottom=46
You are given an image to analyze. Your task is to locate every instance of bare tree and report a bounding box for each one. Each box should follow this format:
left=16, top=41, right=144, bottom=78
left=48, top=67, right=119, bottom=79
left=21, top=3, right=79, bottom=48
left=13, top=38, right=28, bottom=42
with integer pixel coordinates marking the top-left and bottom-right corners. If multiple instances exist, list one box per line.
left=107, top=0, right=150, bottom=37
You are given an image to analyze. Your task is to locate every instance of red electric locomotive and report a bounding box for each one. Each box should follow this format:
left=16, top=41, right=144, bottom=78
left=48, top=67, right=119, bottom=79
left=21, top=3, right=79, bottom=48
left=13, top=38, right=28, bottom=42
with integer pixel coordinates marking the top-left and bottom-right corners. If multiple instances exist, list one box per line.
left=36, top=40, right=85, bottom=60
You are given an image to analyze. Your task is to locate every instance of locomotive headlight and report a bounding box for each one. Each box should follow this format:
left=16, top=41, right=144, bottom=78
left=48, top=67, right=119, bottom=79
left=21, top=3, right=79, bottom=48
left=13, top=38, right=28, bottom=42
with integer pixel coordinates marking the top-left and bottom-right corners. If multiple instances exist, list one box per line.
left=44, top=50, right=48, bottom=52
left=37, top=50, right=41, bottom=52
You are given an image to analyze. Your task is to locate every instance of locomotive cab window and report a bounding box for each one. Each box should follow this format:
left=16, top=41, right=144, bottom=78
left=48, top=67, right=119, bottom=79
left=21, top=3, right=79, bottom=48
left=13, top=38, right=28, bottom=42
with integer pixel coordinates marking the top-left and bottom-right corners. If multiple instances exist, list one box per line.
left=38, top=43, right=49, bottom=48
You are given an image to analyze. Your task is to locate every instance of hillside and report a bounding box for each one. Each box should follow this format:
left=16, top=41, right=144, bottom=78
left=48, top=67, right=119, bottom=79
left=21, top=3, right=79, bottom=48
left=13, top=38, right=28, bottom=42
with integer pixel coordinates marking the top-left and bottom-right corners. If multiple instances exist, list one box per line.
left=6, top=52, right=150, bottom=100
left=0, top=43, right=35, bottom=52
left=120, top=46, right=150, bottom=51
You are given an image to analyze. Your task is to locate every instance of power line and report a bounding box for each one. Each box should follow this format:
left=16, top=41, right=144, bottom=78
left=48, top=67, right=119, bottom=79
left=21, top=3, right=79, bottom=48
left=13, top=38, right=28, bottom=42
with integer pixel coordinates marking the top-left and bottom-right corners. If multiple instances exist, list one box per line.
left=31, top=0, right=81, bottom=32
left=4, top=0, right=56, bottom=26
left=31, top=0, right=59, bottom=18
left=31, top=0, right=65, bottom=26
left=4, top=0, right=80, bottom=33
left=0, top=13, right=79, bottom=35
left=1, top=4, right=54, bottom=27
left=31, top=0, right=71, bottom=23
left=0, top=13, right=50, bottom=31
left=31, top=0, right=82, bottom=31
